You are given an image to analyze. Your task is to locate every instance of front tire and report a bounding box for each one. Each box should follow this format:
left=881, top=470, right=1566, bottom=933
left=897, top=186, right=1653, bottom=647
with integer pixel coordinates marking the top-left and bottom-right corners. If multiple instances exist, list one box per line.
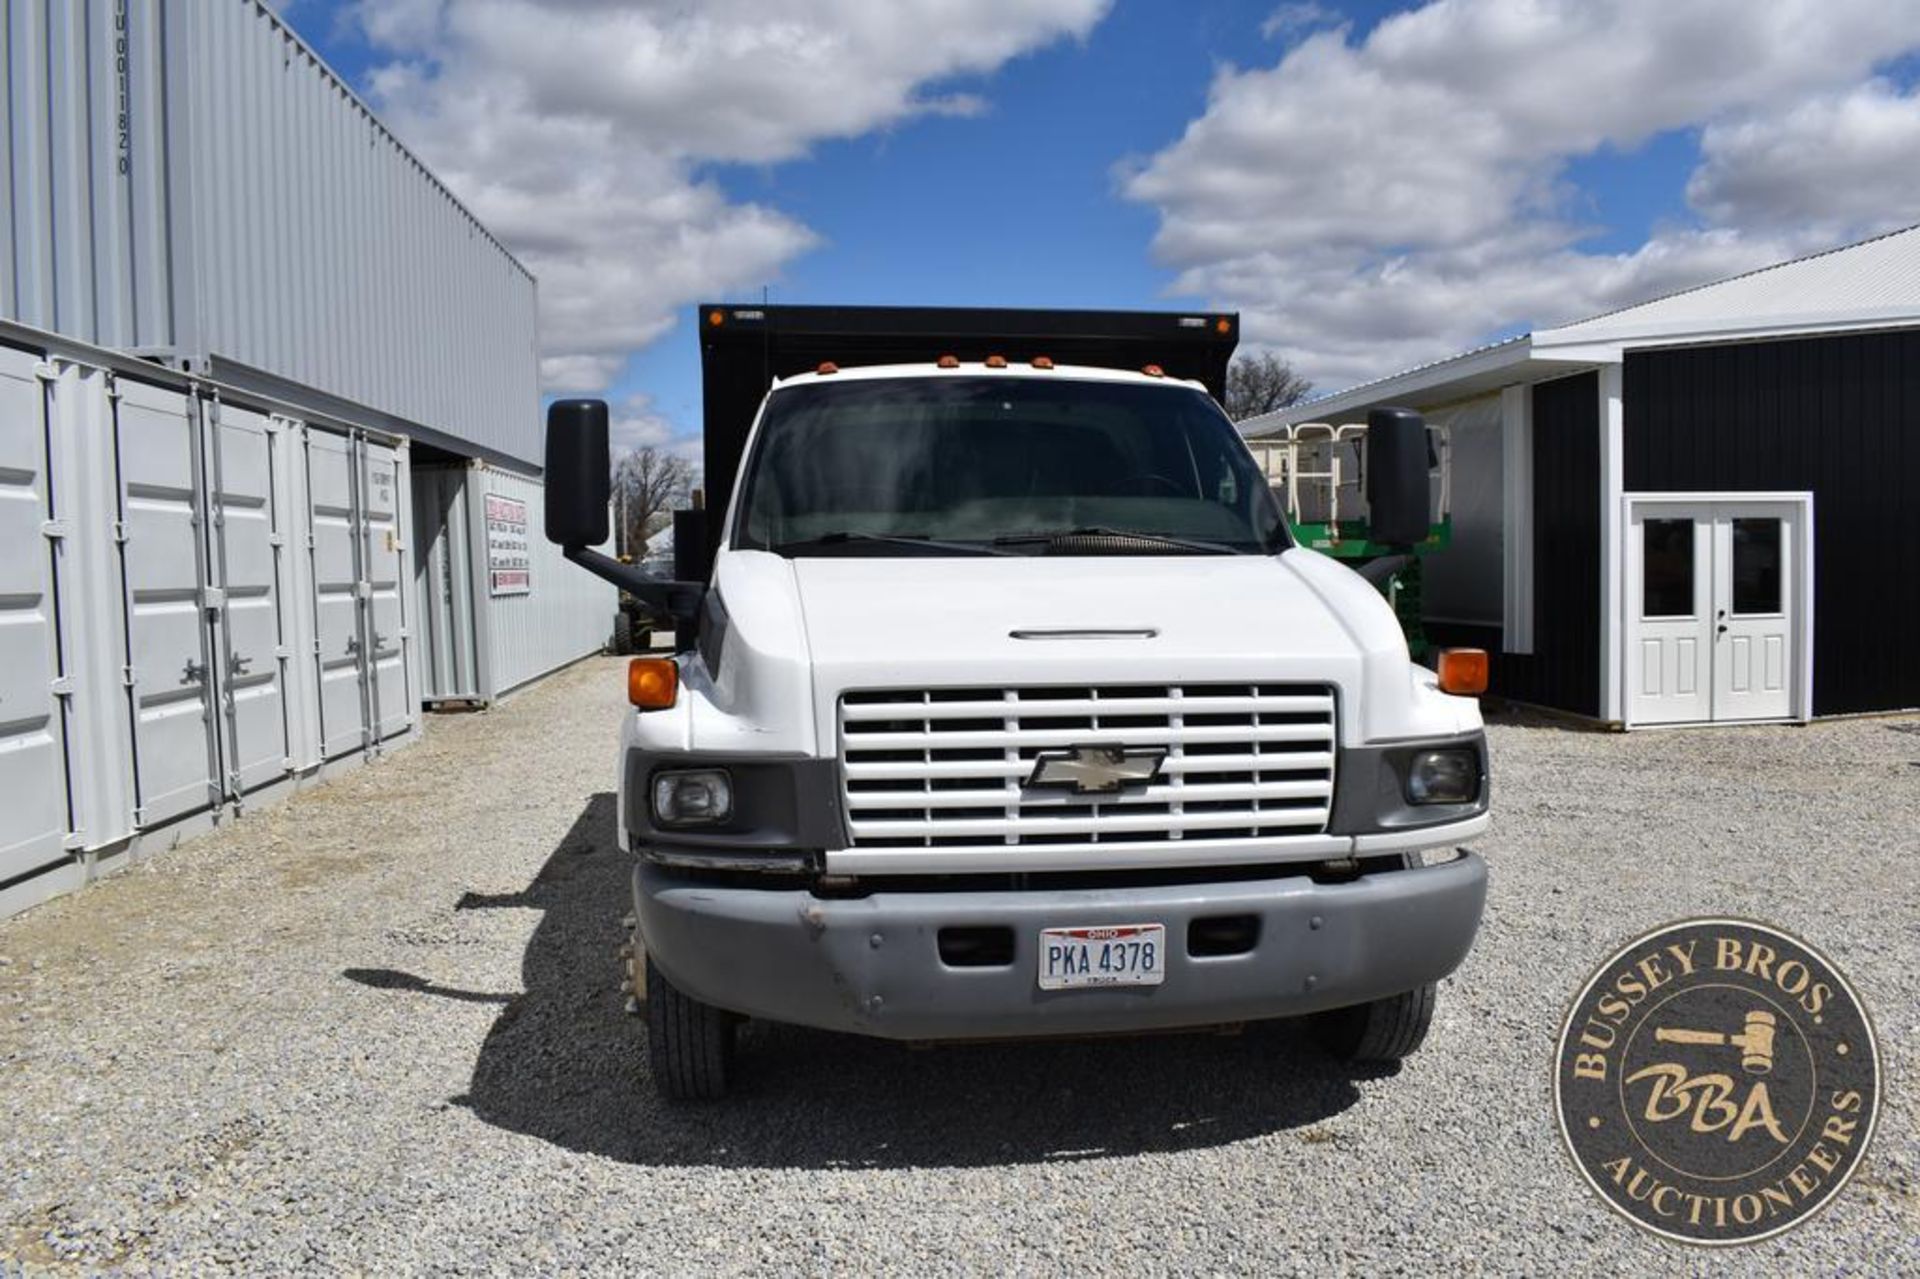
left=1313, top=981, right=1437, bottom=1063
left=646, top=960, right=735, bottom=1100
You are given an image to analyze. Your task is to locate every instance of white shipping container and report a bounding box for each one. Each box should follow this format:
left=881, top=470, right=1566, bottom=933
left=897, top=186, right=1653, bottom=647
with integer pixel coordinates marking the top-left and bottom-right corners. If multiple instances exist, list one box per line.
left=0, top=320, right=420, bottom=919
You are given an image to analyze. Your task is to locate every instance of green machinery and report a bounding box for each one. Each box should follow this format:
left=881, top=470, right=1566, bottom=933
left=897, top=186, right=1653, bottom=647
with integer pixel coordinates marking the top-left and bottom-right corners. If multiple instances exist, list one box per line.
left=1245, top=421, right=1451, bottom=656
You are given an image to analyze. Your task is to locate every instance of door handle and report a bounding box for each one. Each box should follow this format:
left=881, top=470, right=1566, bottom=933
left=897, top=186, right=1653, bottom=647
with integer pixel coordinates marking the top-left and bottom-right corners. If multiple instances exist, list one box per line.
left=229, top=652, right=253, bottom=676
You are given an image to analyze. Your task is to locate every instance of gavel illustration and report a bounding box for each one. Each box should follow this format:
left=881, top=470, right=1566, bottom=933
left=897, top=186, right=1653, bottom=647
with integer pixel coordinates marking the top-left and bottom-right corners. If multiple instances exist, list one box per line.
left=1654, top=1009, right=1778, bottom=1074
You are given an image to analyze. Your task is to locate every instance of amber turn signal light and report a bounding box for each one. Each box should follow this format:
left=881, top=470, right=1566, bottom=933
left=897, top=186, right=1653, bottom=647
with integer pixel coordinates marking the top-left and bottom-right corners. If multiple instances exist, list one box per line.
left=937, top=354, right=960, bottom=368
left=1141, top=364, right=1165, bottom=377
left=985, top=354, right=1008, bottom=368
left=1436, top=648, right=1489, bottom=696
left=628, top=658, right=678, bottom=709
left=1031, top=355, right=1054, bottom=369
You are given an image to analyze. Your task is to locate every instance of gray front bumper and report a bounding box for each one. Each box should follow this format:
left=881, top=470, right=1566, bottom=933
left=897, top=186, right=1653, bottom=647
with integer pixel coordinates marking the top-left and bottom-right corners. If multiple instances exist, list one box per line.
left=635, top=852, right=1488, bottom=1040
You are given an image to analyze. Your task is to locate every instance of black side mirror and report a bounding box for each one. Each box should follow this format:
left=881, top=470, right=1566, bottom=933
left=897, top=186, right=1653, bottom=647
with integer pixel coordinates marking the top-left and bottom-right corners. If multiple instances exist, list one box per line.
left=1364, top=406, right=1431, bottom=548
left=544, top=399, right=611, bottom=547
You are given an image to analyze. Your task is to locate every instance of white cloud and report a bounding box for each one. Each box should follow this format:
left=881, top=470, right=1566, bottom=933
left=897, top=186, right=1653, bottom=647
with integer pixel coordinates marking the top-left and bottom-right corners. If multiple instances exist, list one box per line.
left=1260, top=4, right=1339, bottom=41
left=350, top=0, right=1111, bottom=394
left=1125, top=0, right=1920, bottom=390
left=1689, top=79, right=1920, bottom=231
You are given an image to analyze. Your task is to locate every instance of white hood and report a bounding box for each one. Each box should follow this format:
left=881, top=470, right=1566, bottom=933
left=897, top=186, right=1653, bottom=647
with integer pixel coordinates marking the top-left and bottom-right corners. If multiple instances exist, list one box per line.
left=681, top=548, right=1472, bottom=754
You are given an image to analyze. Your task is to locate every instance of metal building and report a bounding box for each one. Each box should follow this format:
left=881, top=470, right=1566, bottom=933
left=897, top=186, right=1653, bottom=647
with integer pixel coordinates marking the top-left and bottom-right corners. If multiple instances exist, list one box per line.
left=1, top=1, right=613, bottom=916
left=1241, top=224, right=1920, bottom=728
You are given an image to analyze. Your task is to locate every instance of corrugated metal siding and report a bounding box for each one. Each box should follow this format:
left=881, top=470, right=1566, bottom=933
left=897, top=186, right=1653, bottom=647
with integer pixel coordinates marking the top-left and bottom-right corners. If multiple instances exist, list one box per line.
left=3, top=0, right=177, bottom=350
left=1625, top=329, right=1920, bottom=715
left=1434, top=372, right=1602, bottom=716
left=472, top=464, right=615, bottom=698
left=1, top=0, right=540, bottom=465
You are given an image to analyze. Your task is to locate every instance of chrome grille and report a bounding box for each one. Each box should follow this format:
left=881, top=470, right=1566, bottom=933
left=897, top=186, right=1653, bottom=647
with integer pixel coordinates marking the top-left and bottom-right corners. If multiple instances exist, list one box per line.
left=838, top=683, right=1336, bottom=853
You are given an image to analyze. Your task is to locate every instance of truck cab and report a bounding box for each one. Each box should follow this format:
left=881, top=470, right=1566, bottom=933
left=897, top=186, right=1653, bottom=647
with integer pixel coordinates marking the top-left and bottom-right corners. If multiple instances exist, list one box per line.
left=544, top=306, right=1489, bottom=1100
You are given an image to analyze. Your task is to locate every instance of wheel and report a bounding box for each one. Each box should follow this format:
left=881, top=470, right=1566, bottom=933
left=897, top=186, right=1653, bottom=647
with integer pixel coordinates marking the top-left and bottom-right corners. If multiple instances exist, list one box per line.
left=1313, top=981, right=1437, bottom=1063
left=646, top=959, right=735, bottom=1100
left=611, top=610, right=635, bottom=655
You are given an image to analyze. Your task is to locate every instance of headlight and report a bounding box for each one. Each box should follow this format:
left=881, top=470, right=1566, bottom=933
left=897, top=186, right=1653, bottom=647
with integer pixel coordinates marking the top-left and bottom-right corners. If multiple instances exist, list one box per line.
left=651, top=769, right=733, bottom=826
left=1406, top=749, right=1479, bottom=805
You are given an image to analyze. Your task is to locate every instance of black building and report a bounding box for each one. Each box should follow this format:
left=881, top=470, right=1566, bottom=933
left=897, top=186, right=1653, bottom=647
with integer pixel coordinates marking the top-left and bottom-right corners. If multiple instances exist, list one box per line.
left=1242, top=226, right=1920, bottom=727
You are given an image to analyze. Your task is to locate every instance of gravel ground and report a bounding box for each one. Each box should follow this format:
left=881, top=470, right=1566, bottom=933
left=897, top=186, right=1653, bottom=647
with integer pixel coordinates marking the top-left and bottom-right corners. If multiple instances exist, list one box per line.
left=1, top=655, right=1915, bottom=1274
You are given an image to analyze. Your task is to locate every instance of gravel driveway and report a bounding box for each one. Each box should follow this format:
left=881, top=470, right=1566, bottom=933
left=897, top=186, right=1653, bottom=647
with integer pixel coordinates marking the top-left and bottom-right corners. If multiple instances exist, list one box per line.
left=2, top=656, right=1915, bottom=1273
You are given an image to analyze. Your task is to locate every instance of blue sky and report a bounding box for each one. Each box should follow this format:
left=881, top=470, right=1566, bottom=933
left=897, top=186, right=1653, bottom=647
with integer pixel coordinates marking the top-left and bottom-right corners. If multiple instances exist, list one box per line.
left=294, top=1, right=1920, bottom=463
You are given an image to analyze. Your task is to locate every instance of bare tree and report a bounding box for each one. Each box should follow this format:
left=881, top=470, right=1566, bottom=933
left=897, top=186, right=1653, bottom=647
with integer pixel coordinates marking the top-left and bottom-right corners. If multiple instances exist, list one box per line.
left=1223, top=351, right=1313, bottom=422
left=611, top=446, right=694, bottom=557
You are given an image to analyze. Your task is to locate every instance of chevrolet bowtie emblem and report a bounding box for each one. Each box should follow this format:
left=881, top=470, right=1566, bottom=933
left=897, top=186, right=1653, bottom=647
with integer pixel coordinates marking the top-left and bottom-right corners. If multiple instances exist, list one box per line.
left=1025, top=745, right=1167, bottom=795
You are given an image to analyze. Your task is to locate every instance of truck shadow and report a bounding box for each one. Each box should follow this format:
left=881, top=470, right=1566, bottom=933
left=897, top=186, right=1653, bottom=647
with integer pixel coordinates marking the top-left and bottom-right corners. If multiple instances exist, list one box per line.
left=421, top=795, right=1389, bottom=1170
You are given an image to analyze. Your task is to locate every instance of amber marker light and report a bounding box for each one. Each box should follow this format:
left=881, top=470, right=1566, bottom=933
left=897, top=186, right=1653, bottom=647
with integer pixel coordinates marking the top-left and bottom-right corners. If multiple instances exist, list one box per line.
left=937, top=354, right=960, bottom=368
left=1031, top=356, right=1054, bottom=369
left=816, top=361, right=839, bottom=375
left=628, top=658, right=679, bottom=709
left=1215, top=316, right=1232, bottom=334
left=1141, top=364, right=1165, bottom=378
left=1436, top=648, right=1489, bottom=696
left=707, top=309, right=725, bottom=327
left=985, top=354, right=1008, bottom=368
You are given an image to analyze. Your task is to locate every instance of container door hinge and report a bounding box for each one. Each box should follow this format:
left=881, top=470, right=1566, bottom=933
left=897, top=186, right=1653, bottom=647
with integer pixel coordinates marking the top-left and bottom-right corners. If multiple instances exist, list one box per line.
left=62, top=831, right=87, bottom=852
left=33, top=361, right=58, bottom=382
left=112, top=520, right=129, bottom=545
left=274, top=645, right=291, bottom=660
left=121, top=665, right=137, bottom=688
left=268, top=532, right=284, bottom=547
left=50, top=675, right=74, bottom=697
left=200, top=587, right=226, bottom=614
left=41, top=519, right=71, bottom=541
left=132, top=805, right=148, bottom=827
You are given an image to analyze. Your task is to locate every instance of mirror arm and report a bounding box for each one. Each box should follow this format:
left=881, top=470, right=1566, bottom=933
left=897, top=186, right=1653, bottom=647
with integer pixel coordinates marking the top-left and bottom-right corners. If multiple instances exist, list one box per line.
left=1356, top=553, right=1412, bottom=592
left=562, top=545, right=705, bottom=626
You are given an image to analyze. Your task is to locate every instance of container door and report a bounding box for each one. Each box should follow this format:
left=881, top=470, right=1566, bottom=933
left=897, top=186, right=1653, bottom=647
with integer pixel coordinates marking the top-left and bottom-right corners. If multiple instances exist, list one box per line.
left=361, top=440, right=412, bottom=739
left=306, top=429, right=368, bottom=758
left=208, top=402, right=292, bottom=791
left=1710, top=503, right=1797, bottom=723
left=0, top=348, right=72, bottom=880
left=1627, top=505, right=1713, bottom=725
left=116, top=381, right=221, bottom=825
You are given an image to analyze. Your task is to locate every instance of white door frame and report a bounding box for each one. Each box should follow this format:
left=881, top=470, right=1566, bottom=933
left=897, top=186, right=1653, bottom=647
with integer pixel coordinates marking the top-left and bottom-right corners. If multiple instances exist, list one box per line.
left=1621, top=492, right=1814, bottom=728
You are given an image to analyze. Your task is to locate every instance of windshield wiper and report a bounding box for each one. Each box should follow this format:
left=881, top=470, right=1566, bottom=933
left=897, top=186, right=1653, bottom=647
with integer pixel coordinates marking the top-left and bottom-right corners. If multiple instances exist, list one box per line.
left=770, top=531, right=1013, bottom=556
left=990, top=526, right=1243, bottom=555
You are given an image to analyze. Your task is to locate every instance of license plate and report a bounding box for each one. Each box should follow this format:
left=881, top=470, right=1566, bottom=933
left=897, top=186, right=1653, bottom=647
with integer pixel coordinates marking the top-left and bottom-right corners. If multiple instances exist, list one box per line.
left=1038, top=923, right=1167, bottom=990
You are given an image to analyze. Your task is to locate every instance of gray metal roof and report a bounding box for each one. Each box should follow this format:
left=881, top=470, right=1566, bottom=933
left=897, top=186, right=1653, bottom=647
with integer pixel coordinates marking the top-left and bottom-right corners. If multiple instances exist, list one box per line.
left=1537, top=222, right=1920, bottom=346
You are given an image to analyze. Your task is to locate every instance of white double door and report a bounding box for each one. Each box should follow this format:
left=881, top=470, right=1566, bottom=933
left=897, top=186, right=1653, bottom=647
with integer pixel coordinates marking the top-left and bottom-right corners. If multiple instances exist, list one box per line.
left=1627, top=497, right=1806, bottom=726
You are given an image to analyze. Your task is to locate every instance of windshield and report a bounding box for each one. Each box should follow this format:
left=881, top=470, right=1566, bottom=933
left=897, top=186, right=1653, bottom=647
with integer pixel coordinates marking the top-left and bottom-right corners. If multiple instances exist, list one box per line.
left=734, top=376, right=1289, bottom=555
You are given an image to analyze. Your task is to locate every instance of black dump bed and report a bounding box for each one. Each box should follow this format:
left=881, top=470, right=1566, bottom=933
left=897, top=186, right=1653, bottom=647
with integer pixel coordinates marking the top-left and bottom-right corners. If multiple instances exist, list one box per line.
left=692, top=303, right=1240, bottom=573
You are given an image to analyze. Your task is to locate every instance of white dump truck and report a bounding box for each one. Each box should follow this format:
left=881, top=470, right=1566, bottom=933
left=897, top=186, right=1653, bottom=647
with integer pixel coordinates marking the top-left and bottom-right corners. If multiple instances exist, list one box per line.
left=543, top=305, right=1489, bottom=1099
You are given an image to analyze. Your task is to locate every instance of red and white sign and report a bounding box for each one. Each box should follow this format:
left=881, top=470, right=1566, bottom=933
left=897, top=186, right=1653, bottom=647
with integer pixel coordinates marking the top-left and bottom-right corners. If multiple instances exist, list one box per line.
left=486, top=493, right=531, bottom=596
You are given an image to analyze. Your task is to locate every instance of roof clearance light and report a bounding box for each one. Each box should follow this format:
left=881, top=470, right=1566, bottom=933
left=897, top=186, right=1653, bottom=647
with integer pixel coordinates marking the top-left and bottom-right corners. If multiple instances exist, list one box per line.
left=985, top=354, right=1008, bottom=368
left=816, top=361, right=839, bottom=375
left=707, top=309, right=725, bottom=327
left=1215, top=317, right=1232, bottom=334
left=1031, top=356, right=1054, bottom=369
left=937, top=354, right=960, bottom=369
left=1142, top=364, right=1166, bottom=378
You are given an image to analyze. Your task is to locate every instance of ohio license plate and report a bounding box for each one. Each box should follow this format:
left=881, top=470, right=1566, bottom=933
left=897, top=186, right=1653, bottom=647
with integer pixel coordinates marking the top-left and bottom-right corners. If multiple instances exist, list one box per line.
left=1038, top=923, right=1167, bottom=990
